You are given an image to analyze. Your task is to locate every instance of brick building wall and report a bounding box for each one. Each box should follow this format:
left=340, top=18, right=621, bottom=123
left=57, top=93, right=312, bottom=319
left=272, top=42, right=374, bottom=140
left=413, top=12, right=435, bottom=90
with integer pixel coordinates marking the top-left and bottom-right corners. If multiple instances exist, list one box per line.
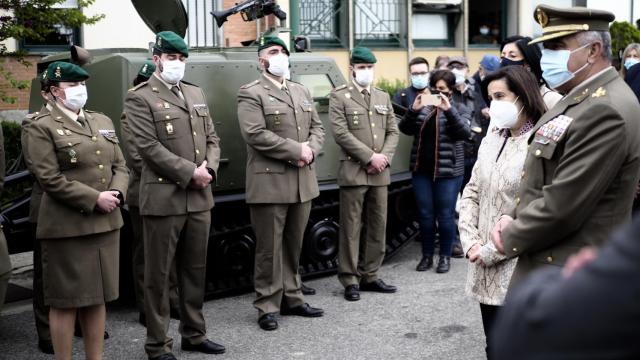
left=0, top=55, right=41, bottom=113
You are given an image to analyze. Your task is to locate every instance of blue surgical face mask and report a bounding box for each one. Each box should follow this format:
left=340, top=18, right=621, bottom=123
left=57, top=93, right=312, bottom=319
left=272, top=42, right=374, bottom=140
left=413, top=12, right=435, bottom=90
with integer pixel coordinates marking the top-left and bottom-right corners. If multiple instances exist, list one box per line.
left=411, top=74, right=429, bottom=90
left=540, top=42, right=592, bottom=90
left=624, top=57, right=640, bottom=70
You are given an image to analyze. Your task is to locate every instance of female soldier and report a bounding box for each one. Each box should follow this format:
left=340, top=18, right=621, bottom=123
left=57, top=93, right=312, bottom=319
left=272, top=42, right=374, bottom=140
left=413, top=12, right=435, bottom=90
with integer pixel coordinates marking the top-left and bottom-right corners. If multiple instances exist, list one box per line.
left=27, top=61, right=128, bottom=360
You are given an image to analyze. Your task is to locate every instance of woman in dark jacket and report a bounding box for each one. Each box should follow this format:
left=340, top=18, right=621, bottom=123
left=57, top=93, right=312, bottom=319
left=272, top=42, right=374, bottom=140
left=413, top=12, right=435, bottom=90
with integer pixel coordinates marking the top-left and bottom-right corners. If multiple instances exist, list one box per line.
left=399, top=70, right=471, bottom=273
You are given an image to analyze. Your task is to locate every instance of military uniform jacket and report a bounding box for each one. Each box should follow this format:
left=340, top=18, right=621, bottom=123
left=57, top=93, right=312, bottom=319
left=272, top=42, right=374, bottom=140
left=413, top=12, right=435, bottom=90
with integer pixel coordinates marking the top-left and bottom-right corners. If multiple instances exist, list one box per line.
left=22, top=105, right=49, bottom=223
left=124, top=75, right=220, bottom=216
left=120, top=112, right=141, bottom=208
left=27, top=105, right=129, bottom=239
left=502, top=67, right=640, bottom=278
left=329, top=83, right=399, bottom=187
left=237, top=74, right=325, bottom=204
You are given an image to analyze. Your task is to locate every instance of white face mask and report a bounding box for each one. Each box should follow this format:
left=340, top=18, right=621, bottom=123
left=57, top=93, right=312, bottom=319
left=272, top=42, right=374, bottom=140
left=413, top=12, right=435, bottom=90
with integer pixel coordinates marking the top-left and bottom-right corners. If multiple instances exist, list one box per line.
left=267, top=53, right=290, bottom=77
left=160, top=59, right=186, bottom=84
left=451, top=68, right=466, bottom=85
left=61, top=84, right=88, bottom=112
left=354, top=68, right=374, bottom=86
left=489, top=96, right=522, bottom=129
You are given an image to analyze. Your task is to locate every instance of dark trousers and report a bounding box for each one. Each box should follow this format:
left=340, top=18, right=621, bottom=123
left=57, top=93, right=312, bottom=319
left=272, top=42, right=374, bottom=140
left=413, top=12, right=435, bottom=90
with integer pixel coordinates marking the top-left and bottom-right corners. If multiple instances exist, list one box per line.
left=143, top=211, right=210, bottom=358
left=412, top=173, right=463, bottom=257
left=31, top=224, right=50, bottom=342
left=480, top=303, right=500, bottom=360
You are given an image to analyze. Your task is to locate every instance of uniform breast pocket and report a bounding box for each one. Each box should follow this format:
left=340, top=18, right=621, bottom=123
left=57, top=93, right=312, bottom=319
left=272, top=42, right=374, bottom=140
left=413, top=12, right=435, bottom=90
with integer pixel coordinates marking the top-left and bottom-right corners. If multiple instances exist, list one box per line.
left=54, top=138, right=83, bottom=169
left=153, top=111, right=183, bottom=140
left=345, top=107, right=364, bottom=130
left=194, top=106, right=210, bottom=118
left=374, top=106, right=389, bottom=129
left=264, top=105, right=289, bottom=131
left=101, top=134, right=119, bottom=160
left=531, top=136, right=557, bottom=160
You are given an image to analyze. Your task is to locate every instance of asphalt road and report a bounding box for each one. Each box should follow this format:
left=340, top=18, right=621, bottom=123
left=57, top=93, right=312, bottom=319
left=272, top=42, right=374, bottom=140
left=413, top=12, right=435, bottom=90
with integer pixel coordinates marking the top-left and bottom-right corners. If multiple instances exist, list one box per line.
left=0, top=240, right=485, bottom=360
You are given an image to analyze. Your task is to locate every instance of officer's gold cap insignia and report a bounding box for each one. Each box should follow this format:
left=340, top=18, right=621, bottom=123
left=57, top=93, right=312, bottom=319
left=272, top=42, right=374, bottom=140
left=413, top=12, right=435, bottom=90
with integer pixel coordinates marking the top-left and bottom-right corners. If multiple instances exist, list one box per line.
left=592, top=87, right=607, bottom=98
left=536, top=8, right=549, bottom=27
left=55, top=66, right=62, bottom=78
left=157, top=37, right=162, bottom=46
left=142, top=64, right=148, bottom=73
left=42, top=70, right=47, bottom=80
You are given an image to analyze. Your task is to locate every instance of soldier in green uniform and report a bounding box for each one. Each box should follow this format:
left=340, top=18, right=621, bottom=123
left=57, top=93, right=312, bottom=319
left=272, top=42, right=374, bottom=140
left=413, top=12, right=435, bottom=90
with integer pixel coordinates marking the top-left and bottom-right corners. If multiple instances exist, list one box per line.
left=124, top=31, right=225, bottom=359
left=121, top=60, right=181, bottom=327
left=492, top=5, right=640, bottom=286
left=237, top=36, right=325, bottom=331
left=329, top=47, right=399, bottom=301
left=27, top=61, right=129, bottom=360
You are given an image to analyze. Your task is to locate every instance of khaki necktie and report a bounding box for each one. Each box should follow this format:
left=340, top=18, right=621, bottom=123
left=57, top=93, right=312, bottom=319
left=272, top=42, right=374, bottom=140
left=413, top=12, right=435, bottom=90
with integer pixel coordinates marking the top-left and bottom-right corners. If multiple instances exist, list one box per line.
left=171, top=85, right=185, bottom=105
left=361, top=89, right=370, bottom=108
left=77, top=115, right=85, bottom=128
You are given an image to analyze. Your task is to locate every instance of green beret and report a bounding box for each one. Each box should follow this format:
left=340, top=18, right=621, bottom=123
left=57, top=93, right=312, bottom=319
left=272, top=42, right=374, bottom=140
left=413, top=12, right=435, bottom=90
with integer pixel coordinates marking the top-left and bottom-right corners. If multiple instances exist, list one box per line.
left=154, top=31, right=189, bottom=57
left=258, top=35, right=289, bottom=55
left=530, top=5, right=615, bottom=44
left=350, top=47, right=377, bottom=64
left=44, top=61, right=89, bottom=82
left=138, top=60, right=156, bottom=78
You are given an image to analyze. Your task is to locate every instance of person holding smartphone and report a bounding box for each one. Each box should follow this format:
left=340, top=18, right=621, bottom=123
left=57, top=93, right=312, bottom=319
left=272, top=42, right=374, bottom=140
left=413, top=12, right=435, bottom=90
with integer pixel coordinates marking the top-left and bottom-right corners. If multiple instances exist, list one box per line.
left=399, top=69, right=471, bottom=273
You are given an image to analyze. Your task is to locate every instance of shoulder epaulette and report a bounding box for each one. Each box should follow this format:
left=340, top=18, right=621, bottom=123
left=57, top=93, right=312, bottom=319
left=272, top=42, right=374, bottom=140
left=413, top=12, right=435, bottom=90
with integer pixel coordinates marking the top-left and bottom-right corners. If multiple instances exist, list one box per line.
left=180, top=80, right=198, bottom=87
left=334, top=84, right=348, bottom=91
left=25, top=111, right=40, bottom=119
left=128, top=81, right=148, bottom=92
left=84, top=109, right=105, bottom=115
left=240, top=79, right=260, bottom=89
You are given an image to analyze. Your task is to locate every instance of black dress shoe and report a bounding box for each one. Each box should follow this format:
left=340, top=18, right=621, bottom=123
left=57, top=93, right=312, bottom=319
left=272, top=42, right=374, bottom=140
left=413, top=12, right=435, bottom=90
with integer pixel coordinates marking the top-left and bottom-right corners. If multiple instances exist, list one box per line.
left=74, top=327, right=109, bottom=339
left=181, top=339, right=226, bottom=354
left=149, top=353, right=177, bottom=360
left=258, top=313, right=278, bottom=331
left=38, top=339, right=54, bottom=354
left=301, top=283, right=316, bottom=295
left=416, top=255, right=433, bottom=271
left=344, top=284, right=360, bottom=301
left=436, top=256, right=451, bottom=273
left=452, top=244, right=465, bottom=258
left=281, top=303, right=324, bottom=317
left=360, top=279, right=397, bottom=293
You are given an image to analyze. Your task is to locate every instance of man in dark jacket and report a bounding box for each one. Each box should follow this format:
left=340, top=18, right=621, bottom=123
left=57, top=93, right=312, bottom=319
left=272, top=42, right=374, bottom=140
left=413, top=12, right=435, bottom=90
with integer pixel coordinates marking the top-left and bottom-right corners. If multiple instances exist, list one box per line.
left=393, top=57, right=431, bottom=110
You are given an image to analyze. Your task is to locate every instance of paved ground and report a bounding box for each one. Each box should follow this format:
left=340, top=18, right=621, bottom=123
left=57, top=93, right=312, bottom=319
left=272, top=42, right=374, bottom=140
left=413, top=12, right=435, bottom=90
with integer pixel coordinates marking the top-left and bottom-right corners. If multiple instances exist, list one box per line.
left=0, top=241, right=486, bottom=360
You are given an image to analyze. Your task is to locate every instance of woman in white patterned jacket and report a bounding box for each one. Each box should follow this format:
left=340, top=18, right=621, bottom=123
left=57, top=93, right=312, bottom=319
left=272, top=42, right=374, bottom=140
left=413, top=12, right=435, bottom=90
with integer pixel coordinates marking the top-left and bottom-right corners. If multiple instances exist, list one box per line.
left=458, top=65, right=547, bottom=360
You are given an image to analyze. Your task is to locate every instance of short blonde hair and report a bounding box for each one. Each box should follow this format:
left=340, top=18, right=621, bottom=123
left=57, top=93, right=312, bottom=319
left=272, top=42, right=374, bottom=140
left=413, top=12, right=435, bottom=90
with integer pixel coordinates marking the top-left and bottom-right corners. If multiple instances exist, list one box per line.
left=620, top=43, right=640, bottom=78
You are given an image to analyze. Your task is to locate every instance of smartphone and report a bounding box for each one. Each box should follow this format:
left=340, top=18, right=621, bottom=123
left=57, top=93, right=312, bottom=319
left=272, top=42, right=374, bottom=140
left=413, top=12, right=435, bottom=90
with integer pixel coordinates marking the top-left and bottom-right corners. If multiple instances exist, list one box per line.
left=420, top=93, right=442, bottom=107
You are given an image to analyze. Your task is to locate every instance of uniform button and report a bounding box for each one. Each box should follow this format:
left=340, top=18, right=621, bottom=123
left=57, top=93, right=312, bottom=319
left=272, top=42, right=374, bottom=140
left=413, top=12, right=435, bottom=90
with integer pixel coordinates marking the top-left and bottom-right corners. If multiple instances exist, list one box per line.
left=158, top=177, right=163, bottom=182
left=297, top=126, right=301, bottom=130
left=165, top=115, right=171, bottom=119
left=373, top=134, right=378, bottom=139
left=96, top=150, right=101, bottom=155
left=371, top=123, right=375, bottom=127
left=266, top=167, right=270, bottom=171
left=91, top=136, right=97, bottom=142
left=193, top=131, right=197, bottom=136
left=516, top=197, right=520, bottom=205
left=369, top=111, right=373, bottom=115
left=190, top=115, right=194, bottom=119
left=295, top=110, right=299, bottom=114
left=176, top=181, right=180, bottom=185
left=67, top=142, right=73, bottom=146
left=98, top=164, right=104, bottom=170
left=546, top=256, right=553, bottom=263
left=347, top=156, right=351, bottom=160
left=373, top=147, right=378, bottom=151
left=100, top=178, right=106, bottom=184
left=521, top=170, right=525, bottom=178
left=512, top=247, right=518, bottom=252
left=195, top=149, right=200, bottom=154
left=534, top=149, right=542, bottom=157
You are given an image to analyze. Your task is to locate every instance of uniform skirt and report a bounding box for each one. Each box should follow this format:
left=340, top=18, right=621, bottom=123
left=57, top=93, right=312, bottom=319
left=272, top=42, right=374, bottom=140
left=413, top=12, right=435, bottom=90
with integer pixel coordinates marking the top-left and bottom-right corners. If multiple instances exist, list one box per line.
left=41, top=229, right=119, bottom=308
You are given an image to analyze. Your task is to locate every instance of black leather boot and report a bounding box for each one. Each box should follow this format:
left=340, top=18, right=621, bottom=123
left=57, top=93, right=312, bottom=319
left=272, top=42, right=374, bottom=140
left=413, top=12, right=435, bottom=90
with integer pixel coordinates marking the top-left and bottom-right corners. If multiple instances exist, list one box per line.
left=416, top=255, right=433, bottom=271
left=436, top=256, right=451, bottom=273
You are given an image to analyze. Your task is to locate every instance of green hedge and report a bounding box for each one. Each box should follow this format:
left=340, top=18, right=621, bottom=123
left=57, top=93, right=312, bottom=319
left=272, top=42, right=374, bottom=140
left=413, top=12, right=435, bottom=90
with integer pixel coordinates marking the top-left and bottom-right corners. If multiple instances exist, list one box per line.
left=610, top=21, right=640, bottom=60
left=376, top=77, right=406, bottom=98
